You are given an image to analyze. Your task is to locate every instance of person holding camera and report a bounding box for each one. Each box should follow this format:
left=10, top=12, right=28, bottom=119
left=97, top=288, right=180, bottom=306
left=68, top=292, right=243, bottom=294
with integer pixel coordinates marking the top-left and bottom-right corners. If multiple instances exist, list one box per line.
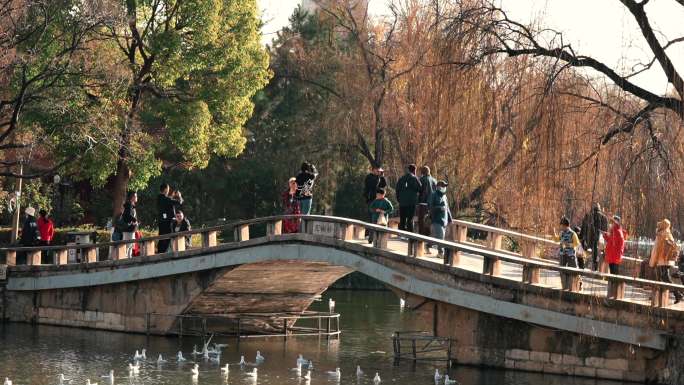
left=296, top=161, right=318, bottom=215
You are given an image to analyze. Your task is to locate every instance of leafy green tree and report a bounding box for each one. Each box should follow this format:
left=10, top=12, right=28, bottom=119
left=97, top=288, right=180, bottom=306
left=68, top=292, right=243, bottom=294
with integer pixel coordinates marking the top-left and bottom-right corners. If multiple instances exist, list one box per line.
left=79, top=0, right=271, bottom=215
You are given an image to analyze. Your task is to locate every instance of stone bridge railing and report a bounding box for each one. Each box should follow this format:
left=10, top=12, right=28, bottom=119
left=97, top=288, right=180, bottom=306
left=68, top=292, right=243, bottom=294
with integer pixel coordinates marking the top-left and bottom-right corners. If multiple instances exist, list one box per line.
left=1, top=215, right=683, bottom=309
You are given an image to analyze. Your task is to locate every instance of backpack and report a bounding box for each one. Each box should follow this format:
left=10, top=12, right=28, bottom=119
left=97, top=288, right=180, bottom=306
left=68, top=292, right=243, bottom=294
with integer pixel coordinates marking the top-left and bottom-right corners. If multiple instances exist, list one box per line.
left=114, top=214, right=126, bottom=233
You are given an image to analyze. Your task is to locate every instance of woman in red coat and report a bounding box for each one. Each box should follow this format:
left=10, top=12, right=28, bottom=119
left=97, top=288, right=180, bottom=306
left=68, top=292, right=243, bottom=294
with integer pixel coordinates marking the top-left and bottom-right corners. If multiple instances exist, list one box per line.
left=282, top=177, right=301, bottom=234
left=603, top=215, right=626, bottom=275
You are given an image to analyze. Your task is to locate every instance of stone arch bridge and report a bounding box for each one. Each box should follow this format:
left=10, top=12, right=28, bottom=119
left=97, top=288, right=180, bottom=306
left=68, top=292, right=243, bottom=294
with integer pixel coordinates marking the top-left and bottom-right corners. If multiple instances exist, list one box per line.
left=1, top=215, right=684, bottom=384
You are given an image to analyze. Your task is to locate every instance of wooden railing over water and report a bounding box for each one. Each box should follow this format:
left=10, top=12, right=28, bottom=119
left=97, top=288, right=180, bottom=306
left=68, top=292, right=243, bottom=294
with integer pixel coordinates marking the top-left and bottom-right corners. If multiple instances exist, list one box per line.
left=1, top=215, right=682, bottom=309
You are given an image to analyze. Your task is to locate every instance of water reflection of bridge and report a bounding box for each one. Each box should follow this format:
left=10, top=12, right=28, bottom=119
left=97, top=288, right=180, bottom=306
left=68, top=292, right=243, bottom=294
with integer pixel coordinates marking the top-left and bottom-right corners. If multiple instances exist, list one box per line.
left=1, top=215, right=684, bottom=384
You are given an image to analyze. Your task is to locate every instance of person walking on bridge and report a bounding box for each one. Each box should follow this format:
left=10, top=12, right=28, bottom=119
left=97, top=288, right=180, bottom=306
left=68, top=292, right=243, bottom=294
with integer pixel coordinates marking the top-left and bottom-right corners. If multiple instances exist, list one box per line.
left=648, top=219, right=682, bottom=304
left=121, top=191, right=139, bottom=258
left=429, top=181, right=452, bottom=257
left=580, top=203, right=608, bottom=271
left=603, top=215, right=626, bottom=275
left=396, top=164, right=421, bottom=233
left=417, top=166, right=436, bottom=253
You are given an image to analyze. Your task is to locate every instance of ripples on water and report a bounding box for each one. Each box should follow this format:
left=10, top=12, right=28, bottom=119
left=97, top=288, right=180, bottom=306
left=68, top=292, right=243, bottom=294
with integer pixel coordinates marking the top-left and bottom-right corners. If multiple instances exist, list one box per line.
left=1, top=290, right=622, bottom=385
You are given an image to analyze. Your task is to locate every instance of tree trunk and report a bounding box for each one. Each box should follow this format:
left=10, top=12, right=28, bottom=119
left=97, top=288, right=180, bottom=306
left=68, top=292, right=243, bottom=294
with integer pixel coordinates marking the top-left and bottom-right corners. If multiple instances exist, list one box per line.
left=111, top=158, right=131, bottom=217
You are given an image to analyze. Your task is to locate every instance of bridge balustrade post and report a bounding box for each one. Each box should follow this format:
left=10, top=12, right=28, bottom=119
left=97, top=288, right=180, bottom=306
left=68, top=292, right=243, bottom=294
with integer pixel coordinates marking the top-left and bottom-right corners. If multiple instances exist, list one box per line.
left=450, top=224, right=467, bottom=266
left=141, top=240, right=156, bottom=257
left=267, top=220, right=282, bottom=236
left=5, top=250, right=16, bottom=266
left=651, top=286, right=670, bottom=307
left=352, top=225, right=365, bottom=240
left=84, top=247, right=97, bottom=263
left=27, top=250, right=41, bottom=266
left=202, top=231, right=218, bottom=248
left=335, top=223, right=353, bottom=241
left=522, top=264, right=540, bottom=284
left=521, top=241, right=537, bottom=259
left=55, top=249, right=68, bottom=265
left=482, top=255, right=501, bottom=276
left=112, top=243, right=127, bottom=260
left=561, top=271, right=581, bottom=292
left=172, top=236, right=186, bottom=253
left=235, top=224, right=250, bottom=241
left=488, top=233, right=503, bottom=250
left=373, top=230, right=389, bottom=249
left=607, top=277, right=626, bottom=300
left=408, top=239, right=425, bottom=258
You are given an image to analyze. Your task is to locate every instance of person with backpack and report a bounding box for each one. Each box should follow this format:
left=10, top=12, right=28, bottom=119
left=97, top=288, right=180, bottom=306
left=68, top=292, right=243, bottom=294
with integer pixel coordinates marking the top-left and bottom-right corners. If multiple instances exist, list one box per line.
left=580, top=203, right=609, bottom=270
left=363, top=165, right=387, bottom=213
left=649, top=219, right=682, bottom=304
left=428, top=181, right=452, bottom=257
left=395, top=164, right=422, bottom=233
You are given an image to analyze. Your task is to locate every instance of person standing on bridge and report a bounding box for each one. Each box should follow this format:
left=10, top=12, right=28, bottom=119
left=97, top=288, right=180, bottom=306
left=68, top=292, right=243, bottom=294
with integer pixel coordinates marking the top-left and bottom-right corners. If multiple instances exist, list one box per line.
left=37, top=209, right=54, bottom=263
left=580, top=203, right=609, bottom=271
left=157, top=183, right=183, bottom=253
left=557, top=217, right=580, bottom=268
left=429, top=181, right=452, bottom=257
left=417, top=166, right=437, bottom=253
left=603, top=215, right=626, bottom=275
left=121, top=191, right=139, bottom=258
left=396, top=164, right=422, bottom=233
left=19, top=207, right=39, bottom=264
left=282, top=177, right=301, bottom=234
left=368, top=188, right=394, bottom=244
left=648, top=219, right=682, bottom=304
left=364, top=165, right=387, bottom=213
left=296, top=162, right=318, bottom=215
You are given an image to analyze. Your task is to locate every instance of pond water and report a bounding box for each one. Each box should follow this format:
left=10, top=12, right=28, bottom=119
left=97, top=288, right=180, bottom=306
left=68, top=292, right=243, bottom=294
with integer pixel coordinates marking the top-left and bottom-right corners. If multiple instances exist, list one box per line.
left=0, top=290, right=622, bottom=385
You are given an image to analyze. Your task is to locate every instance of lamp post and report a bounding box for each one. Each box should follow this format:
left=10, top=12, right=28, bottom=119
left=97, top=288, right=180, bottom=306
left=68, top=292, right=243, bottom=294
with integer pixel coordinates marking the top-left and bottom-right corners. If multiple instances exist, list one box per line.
left=10, top=162, right=23, bottom=244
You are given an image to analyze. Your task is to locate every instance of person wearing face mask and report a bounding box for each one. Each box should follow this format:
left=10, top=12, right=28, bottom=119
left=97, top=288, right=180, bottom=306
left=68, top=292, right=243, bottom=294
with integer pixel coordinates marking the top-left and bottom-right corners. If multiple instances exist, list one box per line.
left=428, top=181, right=453, bottom=257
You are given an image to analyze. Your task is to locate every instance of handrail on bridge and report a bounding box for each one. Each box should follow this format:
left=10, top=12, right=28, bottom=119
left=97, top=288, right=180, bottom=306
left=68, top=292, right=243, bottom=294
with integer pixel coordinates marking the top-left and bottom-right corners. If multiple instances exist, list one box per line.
left=1, top=214, right=682, bottom=309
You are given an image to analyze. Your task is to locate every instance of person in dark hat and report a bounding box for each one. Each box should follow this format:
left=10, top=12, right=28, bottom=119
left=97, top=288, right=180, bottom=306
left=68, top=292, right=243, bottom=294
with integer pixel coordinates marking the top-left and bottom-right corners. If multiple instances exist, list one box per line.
left=363, top=165, right=387, bottom=221
left=580, top=202, right=608, bottom=270
left=428, top=180, right=452, bottom=256
left=396, top=164, right=422, bottom=232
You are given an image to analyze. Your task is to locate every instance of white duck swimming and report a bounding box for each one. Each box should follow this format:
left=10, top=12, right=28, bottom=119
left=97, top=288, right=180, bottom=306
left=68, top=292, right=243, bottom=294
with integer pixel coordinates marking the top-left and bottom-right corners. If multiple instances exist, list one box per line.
left=303, top=370, right=311, bottom=380
left=85, top=380, right=97, bottom=385
left=444, top=375, right=458, bottom=385
left=103, top=371, right=114, bottom=385
left=128, top=362, right=140, bottom=375
left=255, top=351, right=265, bottom=362
left=328, top=298, right=336, bottom=312
left=296, top=354, right=306, bottom=367
left=245, top=368, right=258, bottom=379
left=191, top=364, right=199, bottom=376
left=291, top=362, right=302, bottom=377
left=221, top=364, right=230, bottom=374
left=326, top=368, right=341, bottom=381
left=157, top=354, right=167, bottom=364
left=239, top=355, right=247, bottom=365
left=434, top=369, right=442, bottom=382
left=3, top=378, right=10, bottom=385
left=356, top=365, right=363, bottom=377
left=58, top=374, right=71, bottom=384
left=177, top=351, right=187, bottom=362
left=373, top=372, right=381, bottom=384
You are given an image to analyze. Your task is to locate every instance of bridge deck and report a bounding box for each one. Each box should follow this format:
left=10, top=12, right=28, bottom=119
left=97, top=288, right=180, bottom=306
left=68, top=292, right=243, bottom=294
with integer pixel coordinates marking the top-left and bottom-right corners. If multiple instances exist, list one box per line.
left=354, top=236, right=684, bottom=310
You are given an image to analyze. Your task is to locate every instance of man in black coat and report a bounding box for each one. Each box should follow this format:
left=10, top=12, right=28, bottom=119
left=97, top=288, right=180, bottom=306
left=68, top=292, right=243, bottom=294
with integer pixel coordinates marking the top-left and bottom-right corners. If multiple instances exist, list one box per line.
left=363, top=165, right=387, bottom=205
left=19, top=207, right=39, bottom=265
left=157, top=183, right=183, bottom=253
left=580, top=203, right=608, bottom=270
left=395, top=164, right=422, bottom=232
